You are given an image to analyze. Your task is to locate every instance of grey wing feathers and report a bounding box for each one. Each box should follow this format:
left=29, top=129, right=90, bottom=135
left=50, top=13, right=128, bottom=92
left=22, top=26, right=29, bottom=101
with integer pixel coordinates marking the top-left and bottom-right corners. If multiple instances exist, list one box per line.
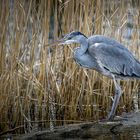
left=88, top=42, right=140, bottom=78
left=88, top=35, right=128, bottom=51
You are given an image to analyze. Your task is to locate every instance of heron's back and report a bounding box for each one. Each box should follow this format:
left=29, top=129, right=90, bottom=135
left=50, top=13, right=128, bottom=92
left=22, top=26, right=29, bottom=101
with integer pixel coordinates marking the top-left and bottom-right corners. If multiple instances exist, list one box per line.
left=87, top=36, right=140, bottom=79
left=88, top=35, right=128, bottom=51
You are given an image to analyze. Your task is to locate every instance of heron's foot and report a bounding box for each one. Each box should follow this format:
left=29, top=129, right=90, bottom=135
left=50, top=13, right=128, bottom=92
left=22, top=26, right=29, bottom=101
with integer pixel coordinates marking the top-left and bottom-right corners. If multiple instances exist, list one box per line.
left=113, top=116, right=128, bottom=121
left=108, top=115, right=128, bottom=122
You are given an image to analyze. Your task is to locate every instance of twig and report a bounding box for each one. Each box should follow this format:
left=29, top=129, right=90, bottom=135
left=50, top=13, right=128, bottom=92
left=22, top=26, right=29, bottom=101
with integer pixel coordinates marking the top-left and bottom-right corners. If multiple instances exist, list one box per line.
left=0, top=125, right=24, bottom=136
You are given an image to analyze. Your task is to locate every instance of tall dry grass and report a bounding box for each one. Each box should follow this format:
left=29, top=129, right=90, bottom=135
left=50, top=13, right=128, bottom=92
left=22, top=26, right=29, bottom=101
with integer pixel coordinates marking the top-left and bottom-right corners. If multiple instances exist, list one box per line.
left=0, top=0, right=140, bottom=134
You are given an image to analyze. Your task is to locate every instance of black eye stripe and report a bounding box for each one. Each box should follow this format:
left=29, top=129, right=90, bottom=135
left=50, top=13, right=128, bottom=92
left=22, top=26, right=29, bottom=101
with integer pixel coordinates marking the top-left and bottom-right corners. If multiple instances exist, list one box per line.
left=62, top=31, right=87, bottom=40
left=68, top=36, right=72, bottom=39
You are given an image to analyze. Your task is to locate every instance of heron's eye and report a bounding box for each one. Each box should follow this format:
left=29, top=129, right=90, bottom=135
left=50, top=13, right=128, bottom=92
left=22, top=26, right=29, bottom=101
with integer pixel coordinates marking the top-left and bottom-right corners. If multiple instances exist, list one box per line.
left=68, top=36, right=73, bottom=40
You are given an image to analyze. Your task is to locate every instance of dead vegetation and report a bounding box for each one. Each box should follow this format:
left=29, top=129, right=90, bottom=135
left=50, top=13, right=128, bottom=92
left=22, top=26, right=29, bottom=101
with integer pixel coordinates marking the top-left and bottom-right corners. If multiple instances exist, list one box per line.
left=0, top=0, right=140, bottom=135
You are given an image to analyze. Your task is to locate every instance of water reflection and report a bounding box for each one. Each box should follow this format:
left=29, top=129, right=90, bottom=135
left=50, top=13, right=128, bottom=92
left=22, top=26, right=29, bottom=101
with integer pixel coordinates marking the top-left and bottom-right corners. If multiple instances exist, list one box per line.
left=96, top=129, right=140, bottom=140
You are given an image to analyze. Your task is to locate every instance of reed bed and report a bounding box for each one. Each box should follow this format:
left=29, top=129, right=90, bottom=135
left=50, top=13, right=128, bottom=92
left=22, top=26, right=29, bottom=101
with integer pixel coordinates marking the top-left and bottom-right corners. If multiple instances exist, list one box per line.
left=0, top=0, right=140, bottom=134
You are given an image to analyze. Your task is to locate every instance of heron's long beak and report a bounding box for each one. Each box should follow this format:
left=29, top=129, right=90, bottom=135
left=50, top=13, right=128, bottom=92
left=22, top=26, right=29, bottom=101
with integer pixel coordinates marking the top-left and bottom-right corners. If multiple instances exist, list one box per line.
left=45, top=38, right=74, bottom=47
left=45, top=40, right=63, bottom=47
left=58, top=39, right=76, bottom=45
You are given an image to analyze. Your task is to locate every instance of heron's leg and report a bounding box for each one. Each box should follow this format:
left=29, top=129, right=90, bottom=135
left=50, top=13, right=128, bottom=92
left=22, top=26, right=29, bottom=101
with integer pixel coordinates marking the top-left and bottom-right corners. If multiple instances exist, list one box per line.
left=108, top=77, right=122, bottom=120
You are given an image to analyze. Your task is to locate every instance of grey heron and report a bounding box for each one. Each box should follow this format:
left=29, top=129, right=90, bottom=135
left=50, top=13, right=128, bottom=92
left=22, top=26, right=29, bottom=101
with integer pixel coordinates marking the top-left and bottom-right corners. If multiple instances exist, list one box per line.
left=58, top=31, right=140, bottom=120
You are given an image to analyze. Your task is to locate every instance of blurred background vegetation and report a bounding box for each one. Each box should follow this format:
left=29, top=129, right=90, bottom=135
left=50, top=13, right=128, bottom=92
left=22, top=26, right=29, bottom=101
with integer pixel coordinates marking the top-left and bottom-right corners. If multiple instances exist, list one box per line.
left=0, top=0, right=140, bottom=134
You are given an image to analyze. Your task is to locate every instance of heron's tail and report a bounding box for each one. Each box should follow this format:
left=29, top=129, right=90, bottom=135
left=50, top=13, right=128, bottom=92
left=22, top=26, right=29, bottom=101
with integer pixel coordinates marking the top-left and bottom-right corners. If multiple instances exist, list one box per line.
left=133, top=60, right=140, bottom=78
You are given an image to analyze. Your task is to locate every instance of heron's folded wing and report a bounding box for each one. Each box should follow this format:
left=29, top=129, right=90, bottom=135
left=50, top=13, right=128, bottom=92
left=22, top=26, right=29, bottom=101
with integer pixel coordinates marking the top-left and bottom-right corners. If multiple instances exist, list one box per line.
left=88, top=43, right=137, bottom=76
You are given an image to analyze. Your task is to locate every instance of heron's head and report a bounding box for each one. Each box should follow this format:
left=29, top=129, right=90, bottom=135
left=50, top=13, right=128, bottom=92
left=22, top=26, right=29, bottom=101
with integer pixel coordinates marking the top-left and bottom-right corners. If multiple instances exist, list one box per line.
left=59, top=31, right=87, bottom=45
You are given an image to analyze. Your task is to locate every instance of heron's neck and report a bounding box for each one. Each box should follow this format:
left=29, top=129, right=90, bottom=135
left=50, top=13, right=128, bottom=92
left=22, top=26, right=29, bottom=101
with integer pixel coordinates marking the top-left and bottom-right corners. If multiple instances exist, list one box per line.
left=77, top=38, right=88, bottom=55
